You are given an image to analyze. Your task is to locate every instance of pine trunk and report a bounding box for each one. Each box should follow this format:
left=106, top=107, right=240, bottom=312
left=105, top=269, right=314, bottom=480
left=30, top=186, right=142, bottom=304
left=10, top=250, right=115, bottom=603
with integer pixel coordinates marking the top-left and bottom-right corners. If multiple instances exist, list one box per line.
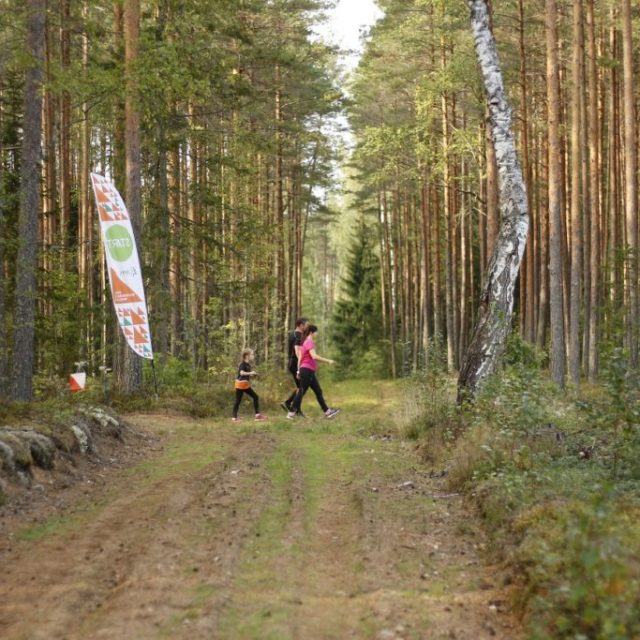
left=11, top=0, right=45, bottom=400
left=622, top=0, right=638, bottom=366
left=586, top=0, right=600, bottom=379
left=568, top=0, right=583, bottom=385
left=546, top=0, right=566, bottom=388
left=0, top=135, right=7, bottom=395
left=120, top=0, right=143, bottom=393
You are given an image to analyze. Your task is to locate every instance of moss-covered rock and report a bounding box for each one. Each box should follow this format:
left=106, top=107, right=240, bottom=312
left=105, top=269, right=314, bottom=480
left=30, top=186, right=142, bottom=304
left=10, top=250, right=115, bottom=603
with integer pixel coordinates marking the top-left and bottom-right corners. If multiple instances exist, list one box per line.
left=0, top=405, right=125, bottom=501
left=70, top=423, right=92, bottom=454
left=80, top=407, right=122, bottom=440
left=0, top=440, right=16, bottom=474
left=49, top=423, right=78, bottom=453
left=15, top=430, right=56, bottom=470
left=0, top=431, right=33, bottom=468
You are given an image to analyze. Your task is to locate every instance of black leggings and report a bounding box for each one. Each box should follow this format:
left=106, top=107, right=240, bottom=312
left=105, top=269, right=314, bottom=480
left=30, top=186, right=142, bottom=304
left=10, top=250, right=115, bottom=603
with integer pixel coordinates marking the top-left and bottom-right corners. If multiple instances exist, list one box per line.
left=290, top=368, right=328, bottom=413
left=285, top=363, right=301, bottom=405
left=233, top=388, right=259, bottom=418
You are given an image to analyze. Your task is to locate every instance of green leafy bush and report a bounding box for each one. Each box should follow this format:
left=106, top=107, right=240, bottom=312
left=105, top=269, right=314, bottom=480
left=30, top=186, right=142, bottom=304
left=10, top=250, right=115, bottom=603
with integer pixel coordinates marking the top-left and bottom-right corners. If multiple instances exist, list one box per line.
left=404, top=335, right=640, bottom=638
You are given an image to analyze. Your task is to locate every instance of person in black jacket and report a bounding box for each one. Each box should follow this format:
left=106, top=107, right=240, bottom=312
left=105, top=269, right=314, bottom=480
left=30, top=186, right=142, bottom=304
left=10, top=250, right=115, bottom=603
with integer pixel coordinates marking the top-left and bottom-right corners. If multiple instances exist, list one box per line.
left=281, top=317, right=308, bottom=413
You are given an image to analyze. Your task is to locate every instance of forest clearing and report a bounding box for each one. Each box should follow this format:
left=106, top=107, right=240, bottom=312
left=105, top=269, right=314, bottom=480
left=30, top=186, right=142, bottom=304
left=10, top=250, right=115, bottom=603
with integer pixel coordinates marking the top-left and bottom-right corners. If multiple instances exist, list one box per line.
left=0, top=380, right=522, bottom=640
left=3, top=0, right=640, bottom=637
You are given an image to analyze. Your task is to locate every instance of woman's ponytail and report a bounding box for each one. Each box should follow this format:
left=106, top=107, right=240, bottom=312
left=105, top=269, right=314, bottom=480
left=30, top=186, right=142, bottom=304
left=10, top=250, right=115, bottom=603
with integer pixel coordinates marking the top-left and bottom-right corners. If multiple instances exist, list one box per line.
left=303, top=324, right=318, bottom=339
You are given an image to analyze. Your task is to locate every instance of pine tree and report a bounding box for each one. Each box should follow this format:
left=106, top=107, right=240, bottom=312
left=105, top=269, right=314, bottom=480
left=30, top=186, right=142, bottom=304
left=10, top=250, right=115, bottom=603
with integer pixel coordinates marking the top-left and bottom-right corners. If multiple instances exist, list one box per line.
left=331, top=223, right=383, bottom=376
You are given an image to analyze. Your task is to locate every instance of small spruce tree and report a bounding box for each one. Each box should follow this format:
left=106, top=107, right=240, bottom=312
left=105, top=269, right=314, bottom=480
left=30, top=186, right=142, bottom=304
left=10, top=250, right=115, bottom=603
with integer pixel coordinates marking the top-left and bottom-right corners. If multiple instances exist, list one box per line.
left=331, top=222, right=384, bottom=376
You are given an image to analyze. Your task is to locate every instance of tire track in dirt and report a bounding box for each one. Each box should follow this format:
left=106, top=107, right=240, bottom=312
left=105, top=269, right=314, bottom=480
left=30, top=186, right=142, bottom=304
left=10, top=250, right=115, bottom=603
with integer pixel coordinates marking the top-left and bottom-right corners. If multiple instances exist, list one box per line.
left=209, top=431, right=523, bottom=639
left=0, top=423, right=278, bottom=640
left=1, top=389, right=524, bottom=640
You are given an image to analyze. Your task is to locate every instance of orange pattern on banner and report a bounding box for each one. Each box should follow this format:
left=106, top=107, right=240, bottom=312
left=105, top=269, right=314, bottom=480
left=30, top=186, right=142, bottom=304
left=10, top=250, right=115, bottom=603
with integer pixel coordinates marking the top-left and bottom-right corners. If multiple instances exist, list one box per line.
left=97, top=203, right=114, bottom=222
left=110, top=268, right=143, bottom=304
left=134, top=327, right=149, bottom=344
left=130, top=311, right=145, bottom=325
left=95, top=186, right=109, bottom=203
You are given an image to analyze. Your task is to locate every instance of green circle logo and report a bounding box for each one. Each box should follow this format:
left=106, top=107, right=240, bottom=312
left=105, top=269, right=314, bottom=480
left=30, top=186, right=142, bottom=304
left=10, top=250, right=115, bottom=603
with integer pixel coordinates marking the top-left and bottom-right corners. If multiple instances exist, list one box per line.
left=105, top=225, right=134, bottom=262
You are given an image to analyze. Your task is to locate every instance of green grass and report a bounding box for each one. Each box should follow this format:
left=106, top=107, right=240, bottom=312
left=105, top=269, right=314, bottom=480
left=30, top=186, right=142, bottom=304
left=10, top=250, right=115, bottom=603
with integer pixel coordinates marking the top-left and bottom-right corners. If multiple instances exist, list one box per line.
left=160, top=582, right=220, bottom=635
left=128, top=434, right=227, bottom=484
left=17, top=501, right=104, bottom=541
left=215, top=379, right=405, bottom=639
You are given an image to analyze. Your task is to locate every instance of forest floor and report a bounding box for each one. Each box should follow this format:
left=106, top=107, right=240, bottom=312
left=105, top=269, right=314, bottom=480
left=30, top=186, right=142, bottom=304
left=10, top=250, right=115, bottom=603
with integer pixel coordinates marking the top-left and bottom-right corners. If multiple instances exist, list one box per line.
left=0, top=380, right=523, bottom=640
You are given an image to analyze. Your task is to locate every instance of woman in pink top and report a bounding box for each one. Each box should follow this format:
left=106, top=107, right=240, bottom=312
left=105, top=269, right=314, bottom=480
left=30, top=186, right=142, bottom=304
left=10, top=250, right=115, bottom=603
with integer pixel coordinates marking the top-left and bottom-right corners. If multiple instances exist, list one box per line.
left=288, top=325, right=340, bottom=419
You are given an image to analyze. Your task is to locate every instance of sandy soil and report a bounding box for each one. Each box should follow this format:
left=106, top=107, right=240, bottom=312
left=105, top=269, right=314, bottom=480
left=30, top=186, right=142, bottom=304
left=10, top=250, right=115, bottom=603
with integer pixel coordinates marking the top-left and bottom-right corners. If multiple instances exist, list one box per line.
left=0, top=393, right=523, bottom=640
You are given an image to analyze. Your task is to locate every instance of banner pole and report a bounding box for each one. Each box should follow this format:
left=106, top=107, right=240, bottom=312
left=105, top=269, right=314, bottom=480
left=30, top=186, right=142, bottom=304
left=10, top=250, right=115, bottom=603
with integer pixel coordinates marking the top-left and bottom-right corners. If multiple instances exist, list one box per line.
left=150, top=358, right=159, bottom=400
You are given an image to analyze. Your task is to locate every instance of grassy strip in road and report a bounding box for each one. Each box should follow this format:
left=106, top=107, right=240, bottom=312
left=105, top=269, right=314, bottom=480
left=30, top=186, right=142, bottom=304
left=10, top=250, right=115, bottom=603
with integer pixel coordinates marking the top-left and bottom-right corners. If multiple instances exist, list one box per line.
left=215, top=440, right=305, bottom=639
left=215, top=380, right=413, bottom=639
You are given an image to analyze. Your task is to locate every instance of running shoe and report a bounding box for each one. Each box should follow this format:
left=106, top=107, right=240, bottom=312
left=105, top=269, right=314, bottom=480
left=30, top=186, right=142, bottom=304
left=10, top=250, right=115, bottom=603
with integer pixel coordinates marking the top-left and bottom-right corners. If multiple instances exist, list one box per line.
left=231, top=417, right=241, bottom=423
left=287, top=411, right=297, bottom=420
left=254, top=413, right=268, bottom=421
left=324, top=408, right=340, bottom=419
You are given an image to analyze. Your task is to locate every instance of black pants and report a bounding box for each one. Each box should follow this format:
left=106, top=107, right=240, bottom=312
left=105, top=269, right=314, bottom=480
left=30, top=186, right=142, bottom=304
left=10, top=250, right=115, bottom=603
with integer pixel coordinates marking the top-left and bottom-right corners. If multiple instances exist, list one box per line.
left=290, top=368, right=328, bottom=414
left=233, top=387, right=259, bottom=418
left=285, top=361, right=300, bottom=405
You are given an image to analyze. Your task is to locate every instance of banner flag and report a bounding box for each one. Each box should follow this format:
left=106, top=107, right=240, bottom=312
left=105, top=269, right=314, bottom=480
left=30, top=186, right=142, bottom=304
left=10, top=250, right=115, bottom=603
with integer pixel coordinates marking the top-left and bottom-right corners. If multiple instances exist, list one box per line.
left=90, top=173, right=154, bottom=360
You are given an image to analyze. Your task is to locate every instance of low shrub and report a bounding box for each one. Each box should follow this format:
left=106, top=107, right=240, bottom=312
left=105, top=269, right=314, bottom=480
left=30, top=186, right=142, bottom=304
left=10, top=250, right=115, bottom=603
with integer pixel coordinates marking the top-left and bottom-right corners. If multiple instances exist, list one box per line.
left=402, top=335, right=640, bottom=638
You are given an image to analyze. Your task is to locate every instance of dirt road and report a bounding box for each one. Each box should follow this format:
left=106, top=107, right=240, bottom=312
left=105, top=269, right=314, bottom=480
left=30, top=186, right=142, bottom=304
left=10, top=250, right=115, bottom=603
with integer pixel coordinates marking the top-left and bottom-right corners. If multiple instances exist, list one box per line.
left=0, top=381, right=522, bottom=639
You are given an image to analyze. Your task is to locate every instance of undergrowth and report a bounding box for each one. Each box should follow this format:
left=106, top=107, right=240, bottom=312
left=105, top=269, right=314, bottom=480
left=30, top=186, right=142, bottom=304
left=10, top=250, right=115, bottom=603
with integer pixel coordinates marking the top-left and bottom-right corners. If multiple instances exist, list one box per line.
left=0, top=358, right=295, bottom=423
left=402, top=336, right=640, bottom=639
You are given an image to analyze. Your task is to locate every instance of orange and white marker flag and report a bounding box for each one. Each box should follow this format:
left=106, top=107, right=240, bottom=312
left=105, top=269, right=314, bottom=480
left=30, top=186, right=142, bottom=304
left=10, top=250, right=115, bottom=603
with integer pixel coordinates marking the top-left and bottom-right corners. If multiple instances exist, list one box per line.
left=69, top=372, right=86, bottom=392
left=90, top=173, right=154, bottom=360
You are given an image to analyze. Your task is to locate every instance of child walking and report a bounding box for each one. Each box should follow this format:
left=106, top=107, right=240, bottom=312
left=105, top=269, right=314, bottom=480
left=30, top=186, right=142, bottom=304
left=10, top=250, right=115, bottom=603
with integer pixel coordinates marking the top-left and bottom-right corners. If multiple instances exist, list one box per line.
left=232, top=349, right=268, bottom=422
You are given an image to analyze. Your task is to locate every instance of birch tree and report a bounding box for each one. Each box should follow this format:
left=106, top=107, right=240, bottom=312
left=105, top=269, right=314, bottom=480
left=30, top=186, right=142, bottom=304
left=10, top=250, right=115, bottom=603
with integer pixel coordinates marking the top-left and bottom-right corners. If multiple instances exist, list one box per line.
left=457, top=0, right=529, bottom=401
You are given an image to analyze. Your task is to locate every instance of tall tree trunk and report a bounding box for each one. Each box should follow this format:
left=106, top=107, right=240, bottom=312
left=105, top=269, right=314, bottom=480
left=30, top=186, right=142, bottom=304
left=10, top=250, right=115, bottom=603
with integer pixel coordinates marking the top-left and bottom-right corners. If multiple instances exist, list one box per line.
left=169, top=145, right=181, bottom=356
left=519, top=0, right=535, bottom=344
left=586, top=0, right=600, bottom=379
left=382, top=189, right=397, bottom=377
left=78, top=0, right=92, bottom=366
left=433, top=184, right=443, bottom=356
left=11, top=0, right=46, bottom=401
left=42, top=13, right=56, bottom=321
left=536, top=120, right=550, bottom=349
left=568, top=0, right=584, bottom=385
left=59, top=0, right=71, bottom=271
left=621, top=0, right=638, bottom=366
left=0, top=138, right=7, bottom=396
left=441, top=65, right=455, bottom=371
left=420, top=181, right=431, bottom=362
left=458, top=0, right=529, bottom=401
left=120, top=0, right=143, bottom=393
left=607, top=14, right=622, bottom=315
left=274, top=64, right=285, bottom=367
left=546, top=0, right=566, bottom=388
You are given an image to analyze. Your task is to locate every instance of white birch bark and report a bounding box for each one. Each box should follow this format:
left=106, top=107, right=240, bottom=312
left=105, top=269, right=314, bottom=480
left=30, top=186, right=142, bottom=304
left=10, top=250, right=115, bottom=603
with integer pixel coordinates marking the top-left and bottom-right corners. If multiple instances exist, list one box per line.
left=457, top=0, right=529, bottom=401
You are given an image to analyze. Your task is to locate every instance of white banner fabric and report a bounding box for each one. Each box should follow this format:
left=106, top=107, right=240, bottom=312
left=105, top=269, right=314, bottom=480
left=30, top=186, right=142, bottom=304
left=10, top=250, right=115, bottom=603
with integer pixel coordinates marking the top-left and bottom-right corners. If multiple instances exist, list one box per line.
left=90, top=173, right=154, bottom=360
